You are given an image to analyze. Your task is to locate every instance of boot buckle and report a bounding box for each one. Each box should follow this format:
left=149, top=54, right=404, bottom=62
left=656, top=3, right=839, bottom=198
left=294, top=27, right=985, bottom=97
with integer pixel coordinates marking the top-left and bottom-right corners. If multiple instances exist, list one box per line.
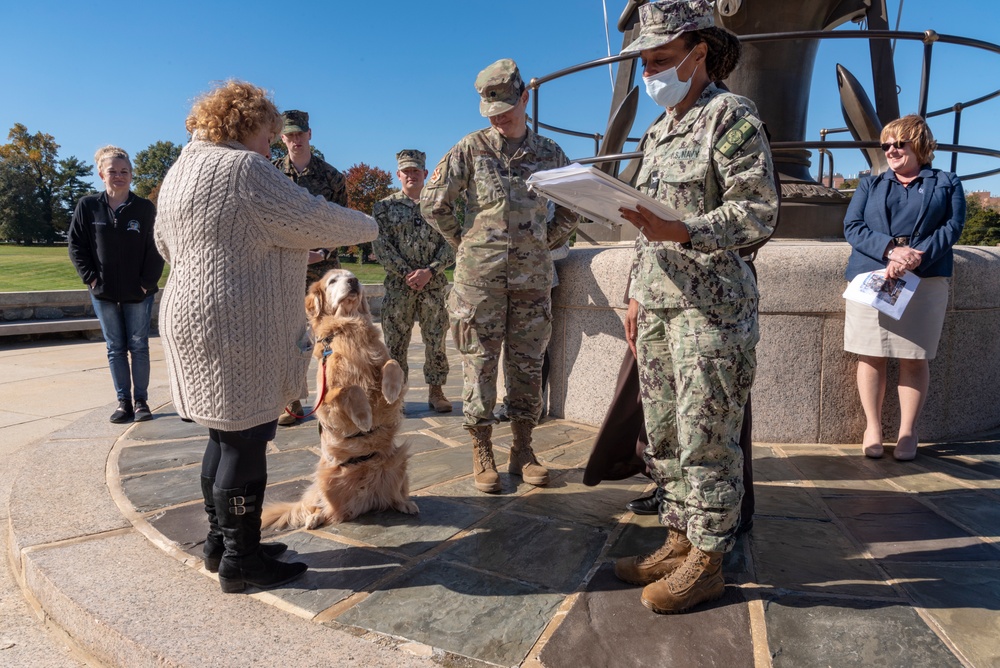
left=229, top=495, right=256, bottom=515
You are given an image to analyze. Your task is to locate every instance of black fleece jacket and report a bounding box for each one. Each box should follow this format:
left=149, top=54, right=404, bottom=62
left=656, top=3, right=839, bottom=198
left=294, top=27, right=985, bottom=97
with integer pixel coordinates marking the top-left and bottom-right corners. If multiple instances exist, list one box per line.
left=68, top=191, right=164, bottom=303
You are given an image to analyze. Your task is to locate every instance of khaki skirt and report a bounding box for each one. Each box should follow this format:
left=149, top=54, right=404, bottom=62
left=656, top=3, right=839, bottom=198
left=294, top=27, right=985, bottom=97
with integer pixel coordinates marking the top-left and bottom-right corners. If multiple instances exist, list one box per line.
left=844, top=276, right=950, bottom=360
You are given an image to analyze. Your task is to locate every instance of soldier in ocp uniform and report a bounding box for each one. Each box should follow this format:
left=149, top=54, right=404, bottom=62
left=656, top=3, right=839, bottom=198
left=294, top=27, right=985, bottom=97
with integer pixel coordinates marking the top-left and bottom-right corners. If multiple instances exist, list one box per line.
left=273, top=109, right=350, bottom=425
left=421, top=59, right=579, bottom=494
left=372, top=150, right=455, bottom=414
left=611, top=0, right=778, bottom=615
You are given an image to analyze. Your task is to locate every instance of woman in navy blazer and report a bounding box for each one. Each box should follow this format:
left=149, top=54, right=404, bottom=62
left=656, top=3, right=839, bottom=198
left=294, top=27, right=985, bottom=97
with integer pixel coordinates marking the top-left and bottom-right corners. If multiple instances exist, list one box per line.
left=843, top=114, right=965, bottom=461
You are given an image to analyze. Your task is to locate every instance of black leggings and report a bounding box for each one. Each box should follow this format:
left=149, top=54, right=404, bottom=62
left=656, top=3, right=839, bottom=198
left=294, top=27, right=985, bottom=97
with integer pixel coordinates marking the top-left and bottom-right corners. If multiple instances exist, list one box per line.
left=201, top=420, right=277, bottom=489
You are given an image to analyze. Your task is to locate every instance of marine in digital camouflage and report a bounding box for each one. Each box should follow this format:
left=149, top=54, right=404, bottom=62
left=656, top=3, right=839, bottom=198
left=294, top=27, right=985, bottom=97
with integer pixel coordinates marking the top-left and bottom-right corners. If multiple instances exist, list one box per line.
left=273, top=152, right=348, bottom=282
left=372, top=190, right=454, bottom=384
left=629, top=83, right=777, bottom=554
left=448, top=284, right=551, bottom=425
left=420, top=126, right=579, bottom=291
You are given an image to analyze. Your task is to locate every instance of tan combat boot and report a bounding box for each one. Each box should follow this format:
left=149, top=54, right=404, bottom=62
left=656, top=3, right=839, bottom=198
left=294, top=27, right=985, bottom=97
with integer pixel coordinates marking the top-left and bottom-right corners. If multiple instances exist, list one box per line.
left=614, top=528, right=691, bottom=585
left=469, top=425, right=500, bottom=493
left=640, top=545, right=725, bottom=614
left=508, top=420, right=549, bottom=486
left=428, top=385, right=453, bottom=413
left=277, top=400, right=301, bottom=426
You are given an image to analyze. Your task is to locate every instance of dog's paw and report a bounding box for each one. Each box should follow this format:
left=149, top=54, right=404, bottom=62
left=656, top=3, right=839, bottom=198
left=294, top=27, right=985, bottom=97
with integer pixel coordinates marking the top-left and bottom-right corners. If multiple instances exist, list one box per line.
left=396, top=499, right=419, bottom=515
left=305, top=511, right=325, bottom=530
left=344, top=385, right=373, bottom=433
left=382, top=359, right=405, bottom=403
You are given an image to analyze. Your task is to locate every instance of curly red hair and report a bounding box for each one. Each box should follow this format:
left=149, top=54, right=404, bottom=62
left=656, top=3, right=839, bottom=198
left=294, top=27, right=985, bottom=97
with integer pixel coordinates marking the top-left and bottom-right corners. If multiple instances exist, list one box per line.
left=185, top=80, right=281, bottom=145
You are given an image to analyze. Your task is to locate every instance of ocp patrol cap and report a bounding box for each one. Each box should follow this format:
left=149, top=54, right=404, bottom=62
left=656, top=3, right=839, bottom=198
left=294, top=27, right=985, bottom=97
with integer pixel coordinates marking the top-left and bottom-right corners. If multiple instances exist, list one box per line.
left=475, top=58, right=525, bottom=117
left=621, top=0, right=715, bottom=54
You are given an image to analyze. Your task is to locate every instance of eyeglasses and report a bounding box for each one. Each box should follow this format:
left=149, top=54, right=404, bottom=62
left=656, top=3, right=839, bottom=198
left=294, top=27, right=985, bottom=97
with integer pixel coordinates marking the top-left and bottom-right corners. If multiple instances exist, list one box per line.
left=880, top=141, right=910, bottom=152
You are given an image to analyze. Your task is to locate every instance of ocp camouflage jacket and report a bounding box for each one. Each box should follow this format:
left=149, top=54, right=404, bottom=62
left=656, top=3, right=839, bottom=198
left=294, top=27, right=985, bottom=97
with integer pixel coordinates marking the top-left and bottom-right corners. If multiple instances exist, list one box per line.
left=420, top=126, right=579, bottom=290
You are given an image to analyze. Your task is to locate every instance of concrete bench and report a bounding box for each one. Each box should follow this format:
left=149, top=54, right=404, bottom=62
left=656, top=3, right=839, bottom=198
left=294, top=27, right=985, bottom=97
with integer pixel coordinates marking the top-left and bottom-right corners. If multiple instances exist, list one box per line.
left=0, top=317, right=102, bottom=337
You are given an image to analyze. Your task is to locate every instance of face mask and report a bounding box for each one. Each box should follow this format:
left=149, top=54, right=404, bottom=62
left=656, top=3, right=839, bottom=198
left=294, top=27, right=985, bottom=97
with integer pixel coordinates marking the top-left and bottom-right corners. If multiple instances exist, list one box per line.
left=643, top=48, right=696, bottom=108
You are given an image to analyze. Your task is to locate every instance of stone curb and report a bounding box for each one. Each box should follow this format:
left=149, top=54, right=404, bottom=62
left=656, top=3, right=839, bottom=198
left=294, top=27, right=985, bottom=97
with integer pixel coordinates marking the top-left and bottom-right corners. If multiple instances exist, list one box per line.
left=6, top=396, right=438, bottom=668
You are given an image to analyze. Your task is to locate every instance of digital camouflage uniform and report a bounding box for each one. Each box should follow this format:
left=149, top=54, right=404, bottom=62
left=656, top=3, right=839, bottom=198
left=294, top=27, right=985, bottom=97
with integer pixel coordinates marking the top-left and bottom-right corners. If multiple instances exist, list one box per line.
left=421, top=125, right=578, bottom=427
left=372, top=189, right=454, bottom=384
left=629, top=83, right=777, bottom=553
left=272, top=152, right=348, bottom=283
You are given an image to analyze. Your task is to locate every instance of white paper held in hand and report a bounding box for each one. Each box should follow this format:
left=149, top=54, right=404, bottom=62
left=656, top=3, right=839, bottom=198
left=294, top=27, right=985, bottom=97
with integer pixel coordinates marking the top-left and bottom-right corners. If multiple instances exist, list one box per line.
left=843, top=269, right=921, bottom=320
left=526, top=163, right=684, bottom=229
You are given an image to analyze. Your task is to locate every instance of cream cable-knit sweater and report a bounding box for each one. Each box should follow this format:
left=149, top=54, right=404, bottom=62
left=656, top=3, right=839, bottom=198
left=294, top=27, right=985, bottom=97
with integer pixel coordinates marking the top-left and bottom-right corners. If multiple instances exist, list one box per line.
left=155, top=140, right=377, bottom=431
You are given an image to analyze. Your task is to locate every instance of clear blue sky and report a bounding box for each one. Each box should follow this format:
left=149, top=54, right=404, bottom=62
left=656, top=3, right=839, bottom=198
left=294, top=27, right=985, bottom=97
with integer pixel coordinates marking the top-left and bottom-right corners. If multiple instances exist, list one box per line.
left=2, top=1, right=998, bottom=195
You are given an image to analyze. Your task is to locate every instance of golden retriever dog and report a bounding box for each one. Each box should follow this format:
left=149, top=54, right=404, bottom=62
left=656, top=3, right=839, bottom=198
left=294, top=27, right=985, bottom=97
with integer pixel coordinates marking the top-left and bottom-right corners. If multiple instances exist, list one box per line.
left=262, top=269, right=418, bottom=529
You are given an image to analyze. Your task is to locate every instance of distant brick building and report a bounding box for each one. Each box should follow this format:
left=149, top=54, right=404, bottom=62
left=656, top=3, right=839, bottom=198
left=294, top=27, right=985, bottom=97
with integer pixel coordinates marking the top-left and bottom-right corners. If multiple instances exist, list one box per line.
left=969, top=190, right=1000, bottom=210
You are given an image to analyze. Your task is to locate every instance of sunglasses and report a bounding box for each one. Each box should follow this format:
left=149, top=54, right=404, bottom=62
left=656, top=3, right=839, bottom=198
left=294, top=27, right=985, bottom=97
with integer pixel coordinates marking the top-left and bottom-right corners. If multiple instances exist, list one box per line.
left=880, top=140, right=910, bottom=152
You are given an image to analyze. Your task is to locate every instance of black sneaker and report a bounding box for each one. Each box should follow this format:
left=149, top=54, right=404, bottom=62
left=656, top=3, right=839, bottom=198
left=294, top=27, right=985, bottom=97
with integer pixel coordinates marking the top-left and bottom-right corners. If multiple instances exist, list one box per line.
left=110, top=400, right=134, bottom=424
left=133, top=400, right=153, bottom=422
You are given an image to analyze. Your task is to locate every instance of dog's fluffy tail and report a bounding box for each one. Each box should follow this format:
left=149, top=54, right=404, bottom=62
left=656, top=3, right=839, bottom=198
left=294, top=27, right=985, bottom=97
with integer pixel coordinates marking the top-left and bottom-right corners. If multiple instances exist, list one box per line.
left=261, top=500, right=313, bottom=531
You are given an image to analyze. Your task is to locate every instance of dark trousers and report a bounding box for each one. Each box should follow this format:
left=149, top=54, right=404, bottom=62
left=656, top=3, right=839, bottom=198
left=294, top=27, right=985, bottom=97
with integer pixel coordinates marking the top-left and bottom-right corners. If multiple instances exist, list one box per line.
left=201, top=420, right=278, bottom=488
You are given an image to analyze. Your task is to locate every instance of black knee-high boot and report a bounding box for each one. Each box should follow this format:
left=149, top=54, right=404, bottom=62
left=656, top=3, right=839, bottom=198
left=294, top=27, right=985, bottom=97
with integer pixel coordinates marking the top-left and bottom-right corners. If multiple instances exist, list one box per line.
left=213, top=478, right=307, bottom=593
left=200, top=475, right=288, bottom=573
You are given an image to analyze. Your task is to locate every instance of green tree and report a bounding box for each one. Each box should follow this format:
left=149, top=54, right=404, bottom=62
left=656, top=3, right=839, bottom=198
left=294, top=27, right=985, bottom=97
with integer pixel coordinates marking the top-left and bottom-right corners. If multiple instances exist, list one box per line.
left=0, top=124, right=61, bottom=243
left=132, top=140, right=181, bottom=198
left=0, top=159, right=45, bottom=243
left=959, top=194, right=1000, bottom=245
left=54, top=156, right=94, bottom=236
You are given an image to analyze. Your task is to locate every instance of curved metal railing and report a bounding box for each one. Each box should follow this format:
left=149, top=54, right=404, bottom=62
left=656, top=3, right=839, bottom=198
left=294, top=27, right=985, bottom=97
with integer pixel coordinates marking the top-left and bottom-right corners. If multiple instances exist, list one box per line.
left=528, top=28, right=1000, bottom=184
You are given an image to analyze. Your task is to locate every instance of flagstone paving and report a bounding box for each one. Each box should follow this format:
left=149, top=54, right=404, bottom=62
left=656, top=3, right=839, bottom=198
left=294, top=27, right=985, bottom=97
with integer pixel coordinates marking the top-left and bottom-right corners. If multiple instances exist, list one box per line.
left=111, top=337, right=1000, bottom=667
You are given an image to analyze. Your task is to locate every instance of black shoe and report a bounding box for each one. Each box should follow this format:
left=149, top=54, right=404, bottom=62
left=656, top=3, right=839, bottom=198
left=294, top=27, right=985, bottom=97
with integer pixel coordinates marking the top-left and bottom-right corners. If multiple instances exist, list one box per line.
left=626, top=488, right=662, bottom=515
left=199, top=475, right=287, bottom=573
left=110, top=400, right=134, bottom=424
left=133, top=400, right=153, bottom=422
left=214, top=479, right=307, bottom=593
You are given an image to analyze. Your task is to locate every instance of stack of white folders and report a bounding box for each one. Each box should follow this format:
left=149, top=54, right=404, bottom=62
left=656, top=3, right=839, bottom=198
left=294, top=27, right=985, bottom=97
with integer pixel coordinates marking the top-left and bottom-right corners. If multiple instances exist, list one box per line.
left=526, top=163, right=683, bottom=229
left=843, top=269, right=921, bottom=320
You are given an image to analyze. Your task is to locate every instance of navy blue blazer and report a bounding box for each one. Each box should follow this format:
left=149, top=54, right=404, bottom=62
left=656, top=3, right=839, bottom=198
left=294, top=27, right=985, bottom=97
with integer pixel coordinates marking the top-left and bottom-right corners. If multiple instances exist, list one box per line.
left=843, top=168, right=965, bottom=280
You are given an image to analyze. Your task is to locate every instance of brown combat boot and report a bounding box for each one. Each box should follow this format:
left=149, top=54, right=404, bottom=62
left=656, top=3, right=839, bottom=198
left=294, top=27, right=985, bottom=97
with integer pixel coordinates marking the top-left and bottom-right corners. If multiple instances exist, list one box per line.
left=428, top=385, right=453, bottom=413
left=640, top=545, right=725, bottom=614
left=277, top=400, right=301, bottom=426
left=508, top=420, right=549, bottom=486
left=614, top=528, right=691, bottom=585
left=469, top=425, right=500, bottom=493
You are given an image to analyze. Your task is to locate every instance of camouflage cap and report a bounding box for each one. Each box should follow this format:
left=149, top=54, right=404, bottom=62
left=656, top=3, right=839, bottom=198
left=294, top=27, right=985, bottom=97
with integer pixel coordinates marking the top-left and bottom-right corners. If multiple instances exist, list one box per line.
left=475, top=58, right=525, bottom=117
left=281, top=109, right=309, bottom=134
left=396, top=149, right=426, bottom=171
left=621, top=0, right=715, bottom=54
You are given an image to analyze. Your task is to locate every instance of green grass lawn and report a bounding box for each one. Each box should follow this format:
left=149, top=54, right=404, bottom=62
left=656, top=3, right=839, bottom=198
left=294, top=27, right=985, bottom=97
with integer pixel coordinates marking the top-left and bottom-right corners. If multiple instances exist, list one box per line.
left=0, top=245, right=452, bottom=292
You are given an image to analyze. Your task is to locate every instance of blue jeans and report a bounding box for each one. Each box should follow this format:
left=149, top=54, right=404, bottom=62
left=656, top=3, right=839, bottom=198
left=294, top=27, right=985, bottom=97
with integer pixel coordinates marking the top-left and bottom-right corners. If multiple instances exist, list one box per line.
left=90, top=293, right=155, bottom=403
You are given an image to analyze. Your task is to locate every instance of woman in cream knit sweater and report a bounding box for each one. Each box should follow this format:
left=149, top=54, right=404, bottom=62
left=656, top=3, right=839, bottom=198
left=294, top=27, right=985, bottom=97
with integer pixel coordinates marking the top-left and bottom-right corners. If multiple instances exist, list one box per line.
left=155, top=80, right=377, bottom=594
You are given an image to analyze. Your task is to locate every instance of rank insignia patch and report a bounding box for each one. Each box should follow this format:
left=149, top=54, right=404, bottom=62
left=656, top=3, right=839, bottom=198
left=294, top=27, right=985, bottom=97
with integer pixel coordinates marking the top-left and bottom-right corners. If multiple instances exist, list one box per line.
left=715, top=117, right=758, bottom=158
